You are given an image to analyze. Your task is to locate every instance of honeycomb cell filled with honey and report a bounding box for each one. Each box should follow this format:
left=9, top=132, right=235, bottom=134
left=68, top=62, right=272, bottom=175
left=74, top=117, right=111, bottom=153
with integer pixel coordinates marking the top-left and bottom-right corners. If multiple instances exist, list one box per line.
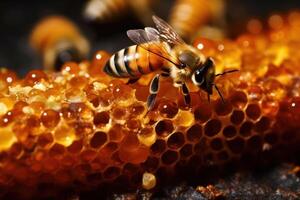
left=0, top=13, right=300, bottom=199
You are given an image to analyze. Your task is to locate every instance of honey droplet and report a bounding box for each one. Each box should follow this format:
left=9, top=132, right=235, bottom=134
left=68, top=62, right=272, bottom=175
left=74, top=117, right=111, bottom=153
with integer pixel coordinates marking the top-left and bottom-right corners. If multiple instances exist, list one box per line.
left=54, top=125, right=76, bottom=146
left=158, top=99, right=178, bottom=118
left=0, top=126, right=17, bottom=151
left=0, top=68, right=18, bottom=85
left=174, top=110, right=194, bottom=127
left=0, top=111, right=14, bottom=127
left=138, top=127, right=156, bottom=147
left=69, top=76, right=88, bottom=89
left=112, top=83, right=133, bottom=101
left=0, top=97, right=14, bottom=115
left=61, top=62, right=80, bottom=75
left=41, top=109, right=60, bottom=128
left=142, top=172, right=156, bottom=190
left=24, top=70, right=47, bottom=86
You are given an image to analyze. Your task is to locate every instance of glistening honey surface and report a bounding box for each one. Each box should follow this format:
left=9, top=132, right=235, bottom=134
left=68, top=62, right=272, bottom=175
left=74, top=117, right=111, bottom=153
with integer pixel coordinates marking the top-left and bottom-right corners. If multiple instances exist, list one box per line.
left=1, top=13, right=300, bottom=198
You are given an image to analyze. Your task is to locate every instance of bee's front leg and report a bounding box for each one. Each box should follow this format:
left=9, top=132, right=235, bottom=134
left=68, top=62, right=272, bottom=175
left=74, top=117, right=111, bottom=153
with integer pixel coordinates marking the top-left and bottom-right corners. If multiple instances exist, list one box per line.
left=181, top=83, right=191, bottom=106
left=147, top=74, right=161, bottom=111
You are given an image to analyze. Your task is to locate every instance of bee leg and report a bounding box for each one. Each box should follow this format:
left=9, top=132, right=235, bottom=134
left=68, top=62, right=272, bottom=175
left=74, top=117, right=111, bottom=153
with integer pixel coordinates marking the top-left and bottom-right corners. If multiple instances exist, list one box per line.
left=126, top=78, right=140, bottom=85
left=147, top=74, right=160, bottom=111
left=181, top=83, right=191, bottom=106
left=214, top=84, right=225, bottom=103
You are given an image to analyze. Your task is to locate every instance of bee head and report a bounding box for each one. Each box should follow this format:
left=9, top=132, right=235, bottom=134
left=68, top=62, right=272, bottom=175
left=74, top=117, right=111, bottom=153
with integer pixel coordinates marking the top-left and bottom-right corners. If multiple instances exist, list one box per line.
left=191, top=57, right=215, bottom=94
left=178, top=50, right=199, bottom=69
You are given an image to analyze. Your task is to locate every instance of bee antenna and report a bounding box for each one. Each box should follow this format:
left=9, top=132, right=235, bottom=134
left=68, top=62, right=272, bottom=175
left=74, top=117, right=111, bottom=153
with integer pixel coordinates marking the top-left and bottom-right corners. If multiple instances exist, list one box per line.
left=213, top=84, right=225, bottom=103
left=215, top=69, right=239, bottom=77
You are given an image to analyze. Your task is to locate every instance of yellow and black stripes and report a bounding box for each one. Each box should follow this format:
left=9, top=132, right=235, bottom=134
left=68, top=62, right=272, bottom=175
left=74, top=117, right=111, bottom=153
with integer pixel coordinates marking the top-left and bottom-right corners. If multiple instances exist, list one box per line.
left=104, top=45, right=164, bottom=78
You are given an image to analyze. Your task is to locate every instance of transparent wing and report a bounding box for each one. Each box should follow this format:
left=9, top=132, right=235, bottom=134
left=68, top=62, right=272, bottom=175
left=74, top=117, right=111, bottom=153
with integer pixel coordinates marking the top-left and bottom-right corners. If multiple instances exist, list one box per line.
left=127, top=28, right=182, bottom=67
left=152, top=15, right=185, bottom=45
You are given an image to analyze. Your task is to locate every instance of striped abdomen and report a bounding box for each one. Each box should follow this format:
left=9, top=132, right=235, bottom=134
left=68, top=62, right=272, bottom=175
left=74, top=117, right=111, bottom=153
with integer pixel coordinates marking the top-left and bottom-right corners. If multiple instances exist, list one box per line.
left=104, top=45, right=164, bottom=78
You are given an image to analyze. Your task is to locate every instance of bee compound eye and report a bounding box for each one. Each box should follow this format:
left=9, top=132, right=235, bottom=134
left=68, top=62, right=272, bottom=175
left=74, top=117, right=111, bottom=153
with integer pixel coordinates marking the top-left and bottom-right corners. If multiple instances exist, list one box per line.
left=194, top=70, right=204, bottom=85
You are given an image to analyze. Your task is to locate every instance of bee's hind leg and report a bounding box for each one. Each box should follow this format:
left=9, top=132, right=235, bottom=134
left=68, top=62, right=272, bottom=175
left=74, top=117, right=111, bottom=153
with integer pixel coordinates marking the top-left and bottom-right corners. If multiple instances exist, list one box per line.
left=181, top=83, right=191, bottom=107
left=146, top=74, right=161, bottom=111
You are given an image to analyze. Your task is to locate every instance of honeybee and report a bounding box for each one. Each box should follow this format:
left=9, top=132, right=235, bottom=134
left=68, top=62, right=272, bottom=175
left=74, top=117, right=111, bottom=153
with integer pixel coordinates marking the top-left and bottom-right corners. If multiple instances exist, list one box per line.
left=84, top=0, right=155, bottom=26
left=169, top=0, right=226, bottom=41
left=104, top=16, right=237, bottom=111
left=30, top=16, right=90, bottom=71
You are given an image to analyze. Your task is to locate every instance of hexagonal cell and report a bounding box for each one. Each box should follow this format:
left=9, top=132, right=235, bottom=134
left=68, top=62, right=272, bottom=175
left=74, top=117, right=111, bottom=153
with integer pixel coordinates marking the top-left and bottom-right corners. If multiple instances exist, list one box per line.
left=103, top=167, right=121, bottom=180
left=126, top=119, right=141, bottom=130
left=230, top=110, right=245, bottom=125
left=187, top=123, right=203, bottom=142
left=229, top=90, right=248, bottom=109
left=81, top=149, right=97, bottom=162
left=223, top=125, right=237, bottom=138
left=119, top=141, right=149, bottom=164
left=93, top=111, right=110, bottom=127
left=142, top=156, right=159, bottom=172
left=214, top=99, right=233, bottom=116
left=174, top=110, right=194, bottom=127
left=210, top=138, right=224, bottom=151
left=247, top=85, right=263, bottom=101
left=108, top=124, right=125, bottom=142
left=255, top=116, right=271, bottom=132
left=158, top=99, right=179, bottom=118
left=162, top=150, right=179, bottom=165
left=167, top=132, right=185, bottom=149
left=54, top=125, right=76, bottom=146
left=151, top=139, right=166, bottom=155
left=122, top=163, right=140, bottom=176
left=128, top=102, right=145, bottom=117
left=193, top=103, right=212, bottom=123
left=194, top=139, right=207, bottom=155
left=111, top=107, right=127, bottom=120
left=204, top=119, right=222, bottom=137
left=49, top=143, right=65, bottom=159
left=67, top=140, right=83, bottom=154
left=226, top=137, right=245, bottom=154
left=240, top=121, right=254, bottom=137
left=179, top=144, right=193, bottom=158
left=98, top=142, right=119, bottom=158
left=37, top=133, right=54, bottom=147
left=155, top=120, right=174, bottom=137
left=246, top=103, right=261, bottom=120
left=246, top=135, right=262, bottom=151
left=90, top=131, right=107, bottom=149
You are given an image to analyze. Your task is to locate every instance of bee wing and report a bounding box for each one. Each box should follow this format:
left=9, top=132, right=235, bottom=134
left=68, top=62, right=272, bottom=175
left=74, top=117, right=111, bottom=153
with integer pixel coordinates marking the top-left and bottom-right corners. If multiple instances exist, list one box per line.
left=152, top=15, right=185, bottom=46
left=127, top=28, right=182, bottom=67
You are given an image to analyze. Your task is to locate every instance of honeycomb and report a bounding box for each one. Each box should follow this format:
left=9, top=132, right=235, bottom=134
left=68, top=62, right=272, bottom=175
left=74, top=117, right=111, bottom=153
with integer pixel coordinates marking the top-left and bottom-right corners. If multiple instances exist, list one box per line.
left=1, top=13, right=300, bottom=199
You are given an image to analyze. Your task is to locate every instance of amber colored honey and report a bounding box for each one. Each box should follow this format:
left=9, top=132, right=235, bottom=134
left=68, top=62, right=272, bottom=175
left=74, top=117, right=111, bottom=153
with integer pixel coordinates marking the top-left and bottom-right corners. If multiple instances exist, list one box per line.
left=1, top=13, right=300, bottom=198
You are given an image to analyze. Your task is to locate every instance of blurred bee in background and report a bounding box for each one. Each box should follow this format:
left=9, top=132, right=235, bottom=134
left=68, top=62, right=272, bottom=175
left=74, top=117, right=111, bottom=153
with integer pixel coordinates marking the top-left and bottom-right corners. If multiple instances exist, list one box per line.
left=104, top=16, right=237, bottom=111
left=83, top=0, right=156, bottom=26
left=30, top=16, right=90, bottom=71
left=84, top=0, right=226, bottom=42
left=169, top=0, right=226, bottom=42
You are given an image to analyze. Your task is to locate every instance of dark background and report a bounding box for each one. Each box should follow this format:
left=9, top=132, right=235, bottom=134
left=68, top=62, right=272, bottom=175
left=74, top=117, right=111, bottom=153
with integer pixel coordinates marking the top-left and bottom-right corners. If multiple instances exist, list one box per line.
left=0, top=0, right=300, bottom=76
